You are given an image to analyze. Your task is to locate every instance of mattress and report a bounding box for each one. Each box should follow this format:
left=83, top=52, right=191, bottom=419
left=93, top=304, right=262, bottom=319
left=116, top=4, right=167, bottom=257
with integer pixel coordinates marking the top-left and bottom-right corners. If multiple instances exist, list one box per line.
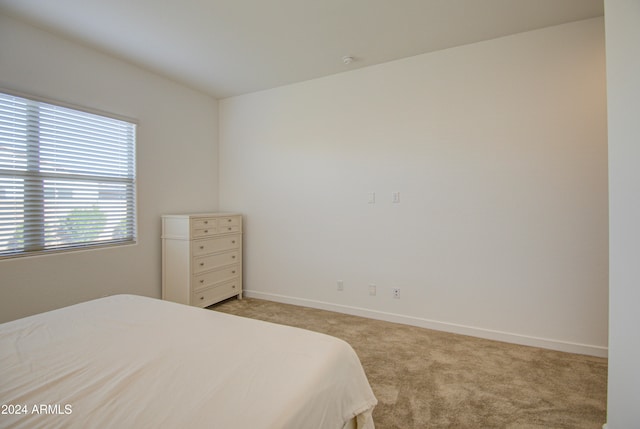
left=0, top=294, right=377, bottom=428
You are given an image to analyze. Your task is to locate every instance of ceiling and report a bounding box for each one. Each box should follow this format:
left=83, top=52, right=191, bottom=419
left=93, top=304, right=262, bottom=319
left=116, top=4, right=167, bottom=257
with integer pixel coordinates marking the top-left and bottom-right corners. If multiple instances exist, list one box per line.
left=0, top=0, right=603, bottom=99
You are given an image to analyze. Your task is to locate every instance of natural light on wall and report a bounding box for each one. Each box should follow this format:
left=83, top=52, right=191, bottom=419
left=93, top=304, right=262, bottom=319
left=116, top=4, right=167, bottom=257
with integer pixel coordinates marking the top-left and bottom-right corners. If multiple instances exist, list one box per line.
left=0, top=90, right=136, bottom=258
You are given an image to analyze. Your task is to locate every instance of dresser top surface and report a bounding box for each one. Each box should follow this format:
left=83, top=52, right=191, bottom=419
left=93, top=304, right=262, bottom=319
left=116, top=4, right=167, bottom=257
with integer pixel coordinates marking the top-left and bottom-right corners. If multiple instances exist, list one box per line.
left=162, top=212, right=241, bottom=219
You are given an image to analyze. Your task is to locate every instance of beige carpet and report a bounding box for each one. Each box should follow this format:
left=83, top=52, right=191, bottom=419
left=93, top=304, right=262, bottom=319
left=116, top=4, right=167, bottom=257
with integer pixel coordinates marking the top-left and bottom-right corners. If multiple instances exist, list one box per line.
left=211, top=298, right=607, bottom=429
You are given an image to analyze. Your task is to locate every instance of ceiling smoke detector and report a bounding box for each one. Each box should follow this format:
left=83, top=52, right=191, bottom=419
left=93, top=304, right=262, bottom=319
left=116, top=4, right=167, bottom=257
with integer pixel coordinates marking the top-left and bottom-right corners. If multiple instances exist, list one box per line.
left=342, top=56, right=355, bottom=65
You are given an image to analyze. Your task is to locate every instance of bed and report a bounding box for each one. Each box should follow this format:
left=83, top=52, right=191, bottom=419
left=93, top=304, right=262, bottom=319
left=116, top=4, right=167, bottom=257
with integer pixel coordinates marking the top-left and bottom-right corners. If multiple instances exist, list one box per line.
left=0, top=294, right=377, bottom=428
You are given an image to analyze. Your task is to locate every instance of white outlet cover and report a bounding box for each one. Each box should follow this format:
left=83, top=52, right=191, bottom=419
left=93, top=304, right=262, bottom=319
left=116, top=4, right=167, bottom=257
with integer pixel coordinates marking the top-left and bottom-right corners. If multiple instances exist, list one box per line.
left=368, top=192, right=376, bottom=204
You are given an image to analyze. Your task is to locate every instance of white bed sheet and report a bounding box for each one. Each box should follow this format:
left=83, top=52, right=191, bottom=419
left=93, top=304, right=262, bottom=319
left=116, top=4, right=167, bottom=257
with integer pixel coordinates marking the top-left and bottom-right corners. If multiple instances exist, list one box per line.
left=0, top=295, right=377, bottom=429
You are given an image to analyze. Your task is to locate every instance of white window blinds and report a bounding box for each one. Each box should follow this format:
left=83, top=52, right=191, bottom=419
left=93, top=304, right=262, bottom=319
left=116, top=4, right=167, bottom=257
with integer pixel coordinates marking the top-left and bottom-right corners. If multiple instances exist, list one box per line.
left=0, top=91, right=136, bottom=258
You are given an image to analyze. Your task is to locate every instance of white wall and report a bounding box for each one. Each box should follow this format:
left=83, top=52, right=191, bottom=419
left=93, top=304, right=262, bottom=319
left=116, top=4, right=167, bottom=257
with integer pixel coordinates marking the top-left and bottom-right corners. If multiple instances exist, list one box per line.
left=0, top=13, right=219, bottom=323
left=605, top=1, right=640, bottom=427
left=220, top=17, right=608, bottom=356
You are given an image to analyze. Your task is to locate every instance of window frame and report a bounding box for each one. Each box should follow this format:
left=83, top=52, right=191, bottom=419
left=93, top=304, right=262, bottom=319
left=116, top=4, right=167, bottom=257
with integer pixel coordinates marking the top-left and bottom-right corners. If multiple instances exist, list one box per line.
left=0, top=88, right=138, bottom=259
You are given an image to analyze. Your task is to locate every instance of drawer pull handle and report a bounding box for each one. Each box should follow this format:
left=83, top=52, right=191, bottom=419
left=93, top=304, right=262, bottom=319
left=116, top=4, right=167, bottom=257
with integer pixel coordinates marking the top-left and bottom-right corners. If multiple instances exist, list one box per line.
left=227, top=219, right=232, bottom=222
left=227, top=228, right=232, bottom=231
left=232, top=285, right=236, bottom=289
left=232, top=270, right=236, bottom=274
left=232, top=255, right=236, bottom=259
left=200, top=296, right=204, bottom=300
left=204, top=230, right=208, bottom=233
left=200, top=262, right=204, bottom=266
left=200, top=280, right=204, bottom=284
left=199, top=246, right=204, bottom=250
left=231, top=240, right=236, bottom=244
left=204, top=221, right=208, bottom=224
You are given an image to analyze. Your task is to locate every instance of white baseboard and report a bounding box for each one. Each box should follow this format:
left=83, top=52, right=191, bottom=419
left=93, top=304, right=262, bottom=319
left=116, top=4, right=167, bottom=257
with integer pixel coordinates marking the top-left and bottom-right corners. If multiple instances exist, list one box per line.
left=244, top=290, right=608, bottom=358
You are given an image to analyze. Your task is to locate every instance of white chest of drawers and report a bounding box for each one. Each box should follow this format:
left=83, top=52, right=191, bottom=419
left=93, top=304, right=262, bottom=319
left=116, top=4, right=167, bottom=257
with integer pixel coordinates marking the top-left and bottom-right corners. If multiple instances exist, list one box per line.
left=162, top=213, right=242, bottom=307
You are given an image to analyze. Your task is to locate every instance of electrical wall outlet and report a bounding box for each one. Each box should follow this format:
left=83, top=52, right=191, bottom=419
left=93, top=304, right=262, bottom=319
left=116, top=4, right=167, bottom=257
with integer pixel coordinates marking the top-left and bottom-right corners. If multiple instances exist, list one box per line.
left=337, top=280, right=344, bottom=291
left=393, top=288, right=401, bottom=298
left=369, top=284, right=376, bottom=296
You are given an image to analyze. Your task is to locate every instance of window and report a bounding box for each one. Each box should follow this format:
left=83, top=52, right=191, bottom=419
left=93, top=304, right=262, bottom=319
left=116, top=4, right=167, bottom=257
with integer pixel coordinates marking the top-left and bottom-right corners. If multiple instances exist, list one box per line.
left=0, top=91, right=136, bottom=258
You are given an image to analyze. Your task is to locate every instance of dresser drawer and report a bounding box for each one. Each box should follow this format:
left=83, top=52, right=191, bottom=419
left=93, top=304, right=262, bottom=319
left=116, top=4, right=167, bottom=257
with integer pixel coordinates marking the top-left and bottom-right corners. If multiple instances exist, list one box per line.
left=192, top=235, right=241, bottom=257
left=192, top=227, right=217, bottom=239
left=193, top=250, right=240, bottom=274
left=193, top=218, right=216, bottom=229
left=219, top=216, right=240, bottom=226
left=218, top=224, right=241, bottom=234
left=192, top=280, right=241, bottom=307
left=193, top=264, right=240, bottom=291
